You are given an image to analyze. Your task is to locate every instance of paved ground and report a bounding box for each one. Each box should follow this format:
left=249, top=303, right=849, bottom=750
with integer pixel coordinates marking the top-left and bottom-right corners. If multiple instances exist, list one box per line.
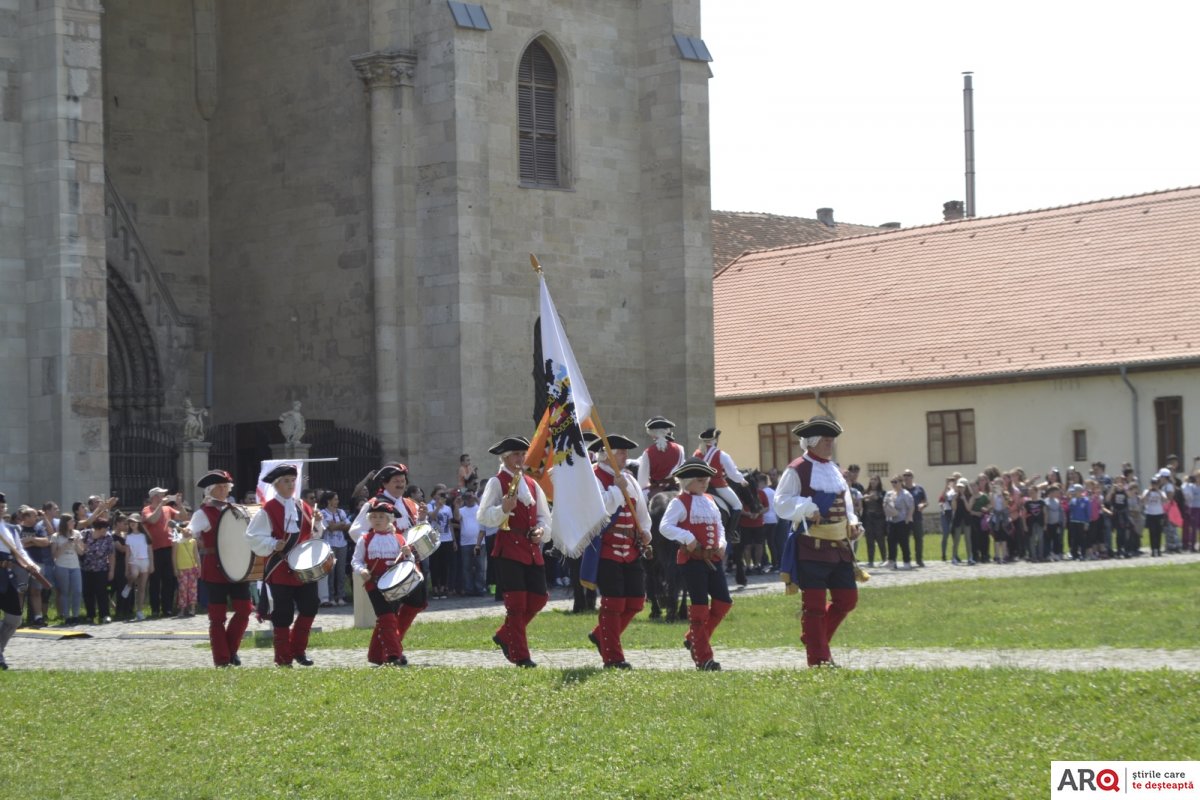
left=7, top=551, right=1198, bottom=672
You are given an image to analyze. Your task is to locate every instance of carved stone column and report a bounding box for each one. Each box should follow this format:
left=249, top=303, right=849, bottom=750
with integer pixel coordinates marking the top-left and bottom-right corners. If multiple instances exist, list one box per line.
left=351, top=49, right=417, bottom=463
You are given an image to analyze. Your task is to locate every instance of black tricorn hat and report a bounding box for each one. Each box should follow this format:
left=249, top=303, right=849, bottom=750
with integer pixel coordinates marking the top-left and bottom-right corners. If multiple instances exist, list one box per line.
left=671, top=457, right=718, bottom=480
left=791, top=416, right=844, bottom=439
left=588, top=433, right=638, bottom=453
left=698, top=427, right=720, bottom=440
left=262, top=463, right=299, bottom=483
left=488, top=435, right=532, bottom=455
left=366, top=498, right=400, bottom=517
left=375, top=463, right=409, bottom=485
left=644, top=416, right=675, bottom=431
left=196, top=469, right=234, bottom=489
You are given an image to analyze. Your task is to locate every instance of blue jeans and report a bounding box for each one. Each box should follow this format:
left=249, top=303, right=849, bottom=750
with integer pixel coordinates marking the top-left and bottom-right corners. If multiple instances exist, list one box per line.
left=54, top=565, right=82, bottom=618
left=460, top=544, right=487, bottom=595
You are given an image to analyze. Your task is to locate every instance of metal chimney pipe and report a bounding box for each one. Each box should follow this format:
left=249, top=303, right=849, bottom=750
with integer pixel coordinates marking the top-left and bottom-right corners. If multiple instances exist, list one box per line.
left=963, top=72, right=976, bottom=218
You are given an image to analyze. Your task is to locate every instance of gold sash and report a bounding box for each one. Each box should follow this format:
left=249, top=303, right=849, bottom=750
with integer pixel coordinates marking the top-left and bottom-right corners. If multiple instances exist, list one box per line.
left=806, top=520, right=849, bottom=541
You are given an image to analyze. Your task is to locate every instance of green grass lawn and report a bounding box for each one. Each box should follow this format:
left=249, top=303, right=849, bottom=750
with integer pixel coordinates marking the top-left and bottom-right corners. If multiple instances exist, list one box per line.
left=288, top=561, right=1200, bottom=653
left=4, top=668, right=1197, bottom=799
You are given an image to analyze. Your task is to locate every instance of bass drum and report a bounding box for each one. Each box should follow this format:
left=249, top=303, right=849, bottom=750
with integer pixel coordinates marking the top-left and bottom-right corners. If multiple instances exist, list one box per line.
left=216, top=504, right=265, bottom=583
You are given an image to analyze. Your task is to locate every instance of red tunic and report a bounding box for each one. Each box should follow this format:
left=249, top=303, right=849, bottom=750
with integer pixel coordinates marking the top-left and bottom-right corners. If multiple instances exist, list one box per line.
left=360, top=530, right=409, bottom=592
left=674, top=493, right=723, bottom=565
left=489, top=471, right=544, bottom=566
left=197, top=504, right=227, bottom=584
left=695, top=447, right=729, bottom=488
left=595, top=466, right=638, bottom=564
left=645, top=442, right=685, bottom=486
left=263, top=497, right=314, bottom=586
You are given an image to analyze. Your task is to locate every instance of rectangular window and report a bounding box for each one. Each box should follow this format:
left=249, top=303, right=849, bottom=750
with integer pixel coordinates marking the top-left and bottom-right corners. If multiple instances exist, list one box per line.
left=757, top=422, right=804, bottom=472
left=1154, top=396, right=1183, bottom=471
left=926, top=409, right=976, bottom=466
left=867, top=462, right=890, bottom=480
left=1072, top=429, right=1087, bottom=462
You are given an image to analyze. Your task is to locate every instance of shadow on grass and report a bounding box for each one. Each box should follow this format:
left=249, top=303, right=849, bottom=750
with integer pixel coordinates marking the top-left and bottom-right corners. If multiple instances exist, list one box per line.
left=556, top=666, right=602, bottom=687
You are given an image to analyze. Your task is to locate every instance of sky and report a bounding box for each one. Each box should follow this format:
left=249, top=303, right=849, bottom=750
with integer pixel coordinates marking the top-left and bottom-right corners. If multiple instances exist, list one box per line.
left=705, top=0, right=1200, bottom=228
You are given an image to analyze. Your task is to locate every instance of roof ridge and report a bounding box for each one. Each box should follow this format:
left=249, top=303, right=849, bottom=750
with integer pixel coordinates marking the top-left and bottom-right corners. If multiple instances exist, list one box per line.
left=716, top=184, right=1200, bottom=272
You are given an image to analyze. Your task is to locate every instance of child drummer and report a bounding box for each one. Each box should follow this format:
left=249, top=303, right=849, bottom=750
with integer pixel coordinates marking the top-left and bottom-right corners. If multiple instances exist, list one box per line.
left=352, top=498, right=419, bottom=666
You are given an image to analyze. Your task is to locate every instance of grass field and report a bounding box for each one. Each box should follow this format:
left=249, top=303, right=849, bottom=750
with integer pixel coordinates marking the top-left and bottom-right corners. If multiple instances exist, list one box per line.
left=282, top=562, right=1200, bottom=653
left=4, top=668, right=1198, bottom=799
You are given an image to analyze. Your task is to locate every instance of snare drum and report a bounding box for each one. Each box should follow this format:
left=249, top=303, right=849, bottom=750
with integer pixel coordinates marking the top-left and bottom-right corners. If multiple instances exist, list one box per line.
left=287, top=539, right=335, bottom=584
left=216, top=504, right=265, bottom=583
left=405, top=523, right=440, bottom=561
left=377, top=560, right=423, bottom=602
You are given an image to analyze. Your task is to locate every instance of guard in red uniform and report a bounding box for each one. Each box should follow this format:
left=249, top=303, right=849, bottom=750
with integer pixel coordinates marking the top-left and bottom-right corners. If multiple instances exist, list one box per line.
left=349, top=463, right=427, bottom=665
left=635, top=416, right=685, bottom=498
left=246, top=464, right=322, bottom=667
left=694, top=428, right=750, bottom=536
left=659, top=458, right=731, bottom=671
left=586, top=434, right=652, bottom=669
left=351, top=498, right=417, bottom=667
left=188, top=470, right=252, bottom=668
left=478, top=436, right=552, bottom=668
left=774, top=416, right=863, bottom=667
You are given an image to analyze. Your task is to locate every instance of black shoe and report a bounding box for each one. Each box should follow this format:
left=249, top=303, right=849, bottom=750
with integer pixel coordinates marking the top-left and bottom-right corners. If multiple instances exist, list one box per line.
left=385, top=656, right=406, bottom=667
left=697, top=660, right=722, bottom=671
left=294, top=654, right=314, bottom=667
left=516, top=659, right=537, bottom=668
left=492, top=634, right=510, bottom=660
left=230, top=654, right=242, bottom=667
left=587, top=631, right=602, bottom=655
left=603, top=661, right=633, bottom=670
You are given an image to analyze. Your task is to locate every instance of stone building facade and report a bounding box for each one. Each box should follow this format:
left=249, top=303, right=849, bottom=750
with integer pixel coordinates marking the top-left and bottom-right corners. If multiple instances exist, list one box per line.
left=1, top=0, right=714, bottom=502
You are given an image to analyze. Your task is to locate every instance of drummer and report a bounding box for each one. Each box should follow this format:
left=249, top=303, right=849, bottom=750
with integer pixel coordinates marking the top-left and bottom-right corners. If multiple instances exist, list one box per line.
left=188, top=470, right=252, bottom=668
left=587, top=434, right=652, bottom=669
left=478, top=436, right=552, bottom=668
left=351, top=498, right=417, bottom=667
left=347, top=463, right=428, bottom=663
left=246, top=464, right=322, bottom=667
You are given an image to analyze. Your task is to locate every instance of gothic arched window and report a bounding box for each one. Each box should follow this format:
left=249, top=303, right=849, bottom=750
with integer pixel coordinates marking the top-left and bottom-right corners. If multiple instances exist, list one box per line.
left=517, top=41, right=560, bottom=187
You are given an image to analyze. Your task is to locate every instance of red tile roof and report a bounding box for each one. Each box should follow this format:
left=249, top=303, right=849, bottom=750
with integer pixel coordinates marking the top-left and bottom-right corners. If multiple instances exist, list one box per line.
left=714, top=187, right=1200, bottom=400
left=712, top=211, right=883, bottom=272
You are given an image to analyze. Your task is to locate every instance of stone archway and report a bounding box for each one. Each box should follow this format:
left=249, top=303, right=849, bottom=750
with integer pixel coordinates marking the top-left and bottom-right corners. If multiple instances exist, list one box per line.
left=107, top=264, right=165, bottom=428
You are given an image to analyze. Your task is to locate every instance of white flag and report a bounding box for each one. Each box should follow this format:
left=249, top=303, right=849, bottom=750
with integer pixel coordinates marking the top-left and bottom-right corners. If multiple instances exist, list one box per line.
left=538, top=274, right=608, bottom=556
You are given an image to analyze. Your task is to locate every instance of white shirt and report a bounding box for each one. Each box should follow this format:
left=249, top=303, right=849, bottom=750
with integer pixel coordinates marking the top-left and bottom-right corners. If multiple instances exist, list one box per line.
left=459, top=505, right=482, bottom=546
left=477, top=467, right=552, bottom=536
left=596, top=463, right=653, bottom=534
left=349, top=491, right=413, bottom=543
left=760, top=486, right=778, bottom=524
left=126, top=532, right=151, bottom=561
left=700, top=445, right=746, bottom=484
left=350, top=528, right=405, bottom=574
left=660, top=492, right=726, bottom=550
left=773, top=453, right=861, bottom=528
left=0, top=523, right=30, bottom=560
left=320, top=507, right=350, bottom=548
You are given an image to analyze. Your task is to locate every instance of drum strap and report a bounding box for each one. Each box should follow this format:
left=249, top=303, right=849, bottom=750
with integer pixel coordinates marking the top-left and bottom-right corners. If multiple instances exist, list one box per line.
left=262, top=527, right=303, bottom=583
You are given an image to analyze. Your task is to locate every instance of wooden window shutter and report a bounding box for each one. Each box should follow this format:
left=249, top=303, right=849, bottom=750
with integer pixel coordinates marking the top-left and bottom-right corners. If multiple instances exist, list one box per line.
left=518, top=42, right=559, bottom=186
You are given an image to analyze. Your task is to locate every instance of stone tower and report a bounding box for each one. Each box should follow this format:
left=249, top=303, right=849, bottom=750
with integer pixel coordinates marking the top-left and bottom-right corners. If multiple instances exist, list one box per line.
left=0, top=0, right=714, bottom=501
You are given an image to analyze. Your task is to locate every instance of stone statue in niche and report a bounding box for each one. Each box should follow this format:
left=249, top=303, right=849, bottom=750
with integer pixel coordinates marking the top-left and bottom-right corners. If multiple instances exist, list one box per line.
left=182, top=397, right=208, bottom=443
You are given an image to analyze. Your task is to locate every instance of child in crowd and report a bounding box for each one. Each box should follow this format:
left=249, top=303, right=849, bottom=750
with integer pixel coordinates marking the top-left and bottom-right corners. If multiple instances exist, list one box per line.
left=1183, top=473, right=1200, bottom=553
left=1141, top=477, right=1170, bottom=557
left=173, top=524, right=200, bottom=617
left=989, top=480, right=1009, bottom=564
left=1023, top=484, right=1045, bottom=562
left=1067, top=484, right=1091, bottom=560
left=1127, top=479, right=1144, bottom=553
left=1043, top=484, right=1064, bottom=561
left=125, top=514, right=152, bottom=621
left=1106, top=475, right=1133, bottom=557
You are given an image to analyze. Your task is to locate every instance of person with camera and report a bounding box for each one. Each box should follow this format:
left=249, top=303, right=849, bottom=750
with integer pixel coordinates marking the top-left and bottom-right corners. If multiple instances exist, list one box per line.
left=142, top=487, right=181, bottom=618
left=457, top=489, right=487, bottom=596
